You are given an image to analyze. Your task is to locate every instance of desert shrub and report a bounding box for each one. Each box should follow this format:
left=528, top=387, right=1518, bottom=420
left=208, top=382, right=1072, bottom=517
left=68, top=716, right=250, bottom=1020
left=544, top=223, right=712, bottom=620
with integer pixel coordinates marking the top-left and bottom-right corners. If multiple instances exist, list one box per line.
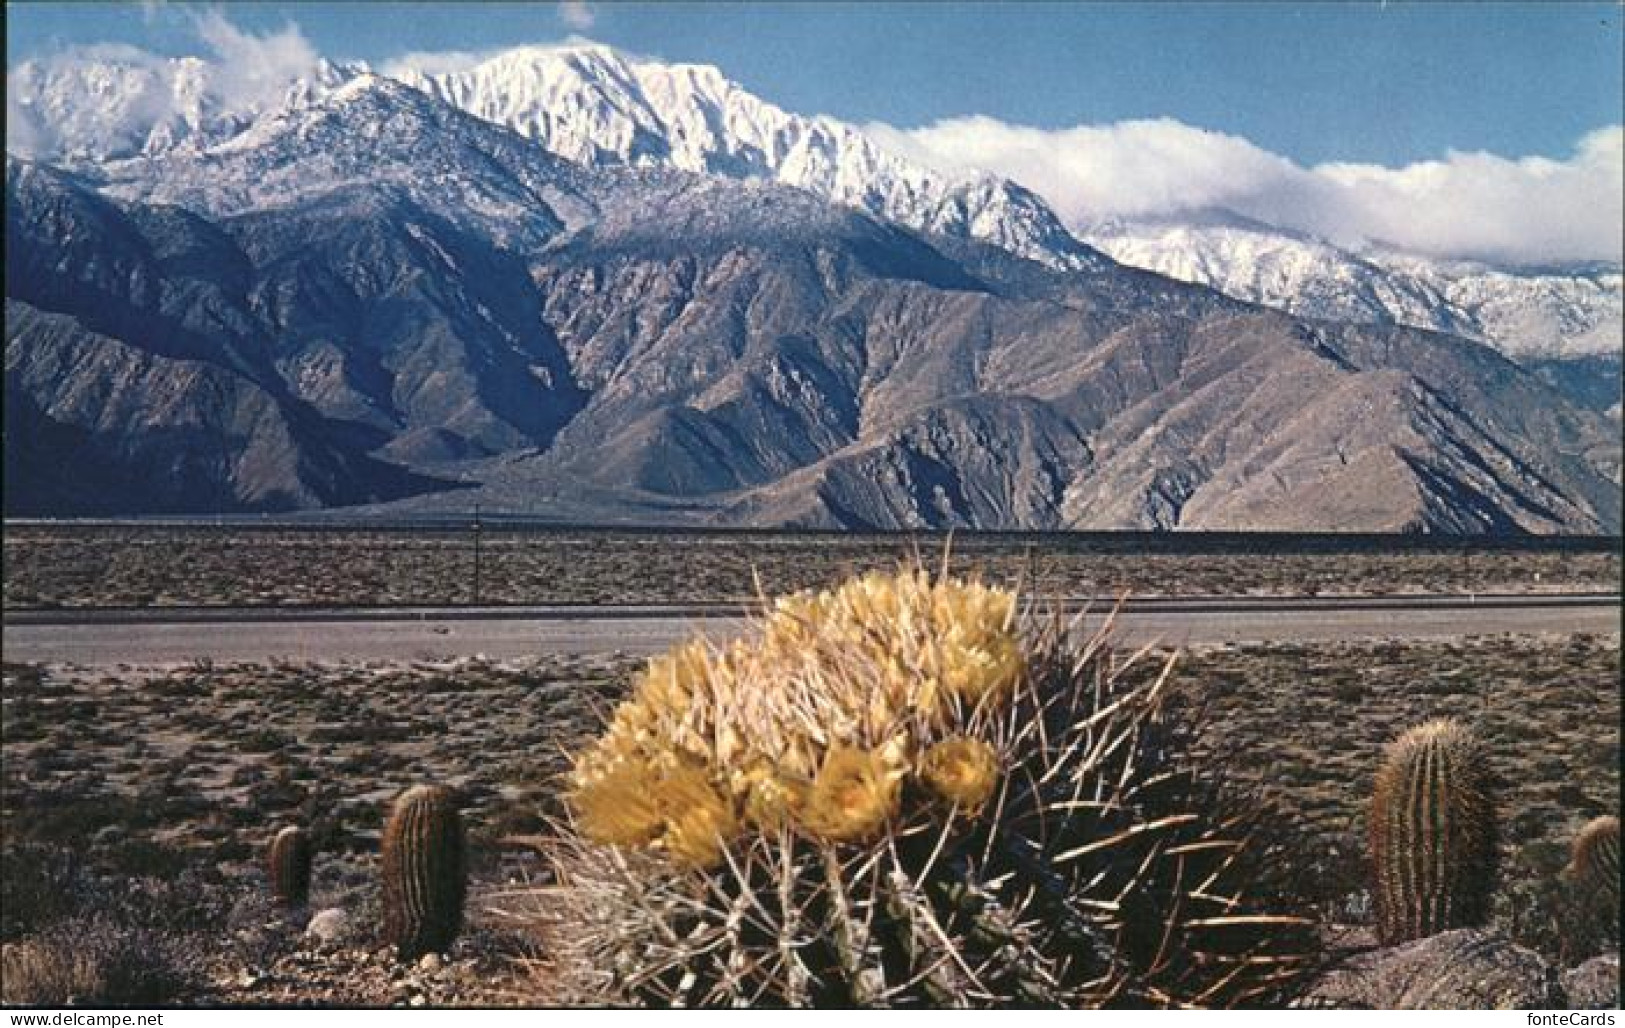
left=101, top=839, right=195, bottom=881
left=3, top=840, right=242, bottom=947
left=525, top=568, right=1321, bottom=1008
left=1328, top=679, right=1369, bottom=704
left=238, top=728, right=297, bottom=754
left=1497, top=838, right=1570, bottom=961
left=0, top=663, right=46, bottom=691
left=1, top=917, right=192, bottom=1006
left=0, top=845, right=82, bottom=940
left=10, top=790, right=212, bottom=847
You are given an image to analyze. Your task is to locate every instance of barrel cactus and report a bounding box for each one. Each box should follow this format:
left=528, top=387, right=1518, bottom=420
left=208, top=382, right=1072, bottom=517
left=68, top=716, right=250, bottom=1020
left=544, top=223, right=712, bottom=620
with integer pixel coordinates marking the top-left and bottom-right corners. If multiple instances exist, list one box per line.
left=1367, top=719, right=1497, bottom=946
left=1560, top=815, right=1620, bottom=962
left=381, top=784, right=466, bottom=959
left=527, top=568, right=1319, bottom=1007
left=267, top=825, right=313, bottom=908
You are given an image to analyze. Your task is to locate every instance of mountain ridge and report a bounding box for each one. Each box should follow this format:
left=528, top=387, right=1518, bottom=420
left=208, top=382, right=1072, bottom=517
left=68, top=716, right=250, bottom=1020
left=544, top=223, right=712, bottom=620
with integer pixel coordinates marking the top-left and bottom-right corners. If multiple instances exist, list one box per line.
left=5, top=42, right=1620, bottom=532
left=13, top=40, right=1618, bottom=372
left=389, top=43, right=1105, bottom=271
left=1085, top=215, right=1622, bottom=361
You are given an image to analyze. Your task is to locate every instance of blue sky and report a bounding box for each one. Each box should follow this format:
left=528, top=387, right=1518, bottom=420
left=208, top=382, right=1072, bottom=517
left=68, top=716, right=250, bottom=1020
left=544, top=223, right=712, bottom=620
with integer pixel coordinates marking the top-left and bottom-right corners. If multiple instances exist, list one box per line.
left=7, top=2, right=1622, bottom=262
left=7, top=1, right=1621, bottom=167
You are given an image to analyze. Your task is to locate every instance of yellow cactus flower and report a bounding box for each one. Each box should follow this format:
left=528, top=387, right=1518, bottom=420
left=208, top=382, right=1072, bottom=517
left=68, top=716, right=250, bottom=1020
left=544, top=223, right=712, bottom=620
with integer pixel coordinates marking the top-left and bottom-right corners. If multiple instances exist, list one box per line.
left=636, top=639, right=712, bottom=716
left=919, top=736, right=1001, bottom=809
left=572, top=759, right=666, bottom=847
left=567, top=568, right=1025, bottom=863
left=802, top=745, right=905, bottom=842
left=738, top=762, right=811, bottom=831
left=662, top=801, right=735, bottom=869
left=653, top=759, right=737, bottom=869
left=941, top=637, right=1024, bottom=706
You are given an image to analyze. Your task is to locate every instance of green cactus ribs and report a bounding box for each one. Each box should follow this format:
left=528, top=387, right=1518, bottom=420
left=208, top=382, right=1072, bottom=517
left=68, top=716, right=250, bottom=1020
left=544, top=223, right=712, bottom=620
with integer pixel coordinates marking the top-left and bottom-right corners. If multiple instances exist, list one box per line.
left=528, top=568, right=1322, bottom=1008
left=1560, top=814, right=1620, bottom=963
left=1368, top=719, right=1498, bottom=946
left=267, top=825, right=313, bottom=908
left=382, top=784, right=467, bottom=960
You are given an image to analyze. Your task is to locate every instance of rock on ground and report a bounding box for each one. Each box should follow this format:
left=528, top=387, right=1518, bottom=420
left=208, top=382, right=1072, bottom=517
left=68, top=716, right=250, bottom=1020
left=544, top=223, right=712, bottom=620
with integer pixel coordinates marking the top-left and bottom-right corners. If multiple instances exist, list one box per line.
left=306, top=908, right=352, bottom=944
left=1307, top=928, right=1566, bottom=1009
left=1561, top=953, right=1620, bottom=1010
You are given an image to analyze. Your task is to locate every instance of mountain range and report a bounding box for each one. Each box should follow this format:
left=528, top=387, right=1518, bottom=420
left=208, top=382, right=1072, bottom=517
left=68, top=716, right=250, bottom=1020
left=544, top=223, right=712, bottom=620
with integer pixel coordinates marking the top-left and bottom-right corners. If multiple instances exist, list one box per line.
left=1085, top=212, right=1622, bottom=416
left=6, top=43, right=1621, bottom=531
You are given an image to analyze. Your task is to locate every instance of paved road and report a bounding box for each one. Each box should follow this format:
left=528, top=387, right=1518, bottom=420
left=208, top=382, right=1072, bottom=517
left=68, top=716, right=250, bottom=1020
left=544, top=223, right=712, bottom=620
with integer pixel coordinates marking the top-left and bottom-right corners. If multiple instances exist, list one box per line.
left=3, top=594, right=1616, bottom=665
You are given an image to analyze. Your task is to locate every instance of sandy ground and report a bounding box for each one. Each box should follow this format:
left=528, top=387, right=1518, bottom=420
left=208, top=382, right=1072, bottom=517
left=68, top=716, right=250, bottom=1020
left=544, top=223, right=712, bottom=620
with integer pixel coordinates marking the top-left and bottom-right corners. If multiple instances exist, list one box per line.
left=2, top=632, right=1617, bottom=1006
left=5, top=526, right=1617, bottom=608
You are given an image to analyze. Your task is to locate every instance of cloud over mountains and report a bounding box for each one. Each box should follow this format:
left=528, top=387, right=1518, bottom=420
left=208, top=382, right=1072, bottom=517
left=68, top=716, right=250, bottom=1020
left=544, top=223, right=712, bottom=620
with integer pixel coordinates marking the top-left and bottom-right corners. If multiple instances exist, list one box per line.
left=865, top=117, right=1623, bottom=267
left=7, top=9, right=1620, bottom=267
left=188, top=8, right=324, bottom=111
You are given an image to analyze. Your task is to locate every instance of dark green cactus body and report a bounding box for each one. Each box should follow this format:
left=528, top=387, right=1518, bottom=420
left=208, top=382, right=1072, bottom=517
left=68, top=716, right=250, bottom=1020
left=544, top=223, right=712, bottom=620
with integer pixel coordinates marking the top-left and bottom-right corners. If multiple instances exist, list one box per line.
left=1368, top=719, right=1497, bottom=946
left=1561, top=815, right=1620, bottom=962
left=268, top=825, right=313, bottom=908
left=382, top=785, right=466, bottom=959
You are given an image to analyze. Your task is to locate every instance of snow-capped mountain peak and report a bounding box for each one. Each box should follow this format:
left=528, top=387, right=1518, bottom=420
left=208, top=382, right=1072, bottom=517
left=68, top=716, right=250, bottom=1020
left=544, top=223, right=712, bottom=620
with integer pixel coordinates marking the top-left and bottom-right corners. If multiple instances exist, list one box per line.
left=6, top=39, right=1097, bottom=270
left=7, top=48, right=356, bottom=163
left=395, top=42, right=857, bottom=177
left=12, top=38, right=1616, bottom=370
left=1085, top=213, right=1622, bottom=362
left=386, top=42, right=1101, bottom=269
left=90, top=67, right=591, bottom=253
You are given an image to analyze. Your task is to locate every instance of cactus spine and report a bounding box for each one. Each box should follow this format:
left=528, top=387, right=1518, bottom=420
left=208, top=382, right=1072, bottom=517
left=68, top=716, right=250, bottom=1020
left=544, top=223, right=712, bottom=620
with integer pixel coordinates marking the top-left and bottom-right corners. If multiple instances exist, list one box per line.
left=1560, top=815, right=1620, bottom=962
left=531, top=570, right=1320, bottom=1007
left=381, top=785, right=466, bottom=959
left=267, top=825, right=313, bottom=908
left=1368, top=719, right=1497, bottom=945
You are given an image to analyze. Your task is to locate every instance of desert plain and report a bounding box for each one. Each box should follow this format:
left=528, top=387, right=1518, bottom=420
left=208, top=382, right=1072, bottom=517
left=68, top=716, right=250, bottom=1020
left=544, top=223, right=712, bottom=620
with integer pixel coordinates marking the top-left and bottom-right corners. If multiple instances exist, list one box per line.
left=1, top=527, right=1619, bottom=1005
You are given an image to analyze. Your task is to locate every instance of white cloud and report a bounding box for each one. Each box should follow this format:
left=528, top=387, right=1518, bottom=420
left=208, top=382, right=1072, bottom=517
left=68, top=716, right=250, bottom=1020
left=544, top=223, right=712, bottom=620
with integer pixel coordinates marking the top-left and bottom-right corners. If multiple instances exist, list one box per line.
left=5, top=10, right=325, bottom=160
left=376, top=36, right=640, bottom=81
left=7, top=43, right=180, bottom=158
left=6, top=94, right=48, bottom=156
left=866, top=117, right=1624, bottom=266
left=188, top=7, right=323, bottom=115
left=377, top=49, right=500, bottom=79
left=558, top=1, right=595, bottom=30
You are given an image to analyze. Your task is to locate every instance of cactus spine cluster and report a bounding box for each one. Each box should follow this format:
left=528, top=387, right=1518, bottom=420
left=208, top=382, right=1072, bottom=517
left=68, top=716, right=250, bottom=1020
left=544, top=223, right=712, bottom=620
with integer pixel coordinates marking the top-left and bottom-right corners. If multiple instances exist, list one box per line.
left=267, top=825, right=313, bottom=908
left=381, top=785, right=467, bottom=959
left=532, top=568, right=1319, bottom=1008
left=1368, top=719, right=1497, bottom=946
left=1560, top=814, right=1620, bottom=962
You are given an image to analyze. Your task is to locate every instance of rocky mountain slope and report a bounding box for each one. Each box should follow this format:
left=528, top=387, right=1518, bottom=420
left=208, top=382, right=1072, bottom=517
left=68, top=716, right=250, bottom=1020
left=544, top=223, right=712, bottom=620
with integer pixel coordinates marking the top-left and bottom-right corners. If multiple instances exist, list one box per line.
left=497, top=207, right=1621, bottom=532
left=380, top=44, right=1621, bottom=377
left=5, top=49, right=1620, bottom=531
left=1085, top=213, right=1622, bottom=414
left=15, top=40, right=1617, bottom=367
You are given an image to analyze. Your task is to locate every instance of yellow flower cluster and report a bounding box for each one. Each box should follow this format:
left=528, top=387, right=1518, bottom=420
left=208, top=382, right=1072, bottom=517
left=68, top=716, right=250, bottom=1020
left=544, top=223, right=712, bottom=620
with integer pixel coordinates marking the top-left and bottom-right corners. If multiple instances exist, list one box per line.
left=568, top=570, right=1023, bottom=867
left=801, top=743, right=909, bottom=842
left=918, top=736, right=1001, bottom=809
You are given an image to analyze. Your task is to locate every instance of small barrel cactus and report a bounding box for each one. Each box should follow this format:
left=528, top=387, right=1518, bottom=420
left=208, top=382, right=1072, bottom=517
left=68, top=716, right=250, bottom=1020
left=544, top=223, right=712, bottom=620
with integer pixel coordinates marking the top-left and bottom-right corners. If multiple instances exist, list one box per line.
left=381, top=784, right=466, bottom=959
left=531, top=568, right=1320, bottom=1007
left=1367, top=719, right=1497, bottom=946
left=1560, top=815, right=1620, bottom=962
left=267, top=825, right=313, bottom=908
